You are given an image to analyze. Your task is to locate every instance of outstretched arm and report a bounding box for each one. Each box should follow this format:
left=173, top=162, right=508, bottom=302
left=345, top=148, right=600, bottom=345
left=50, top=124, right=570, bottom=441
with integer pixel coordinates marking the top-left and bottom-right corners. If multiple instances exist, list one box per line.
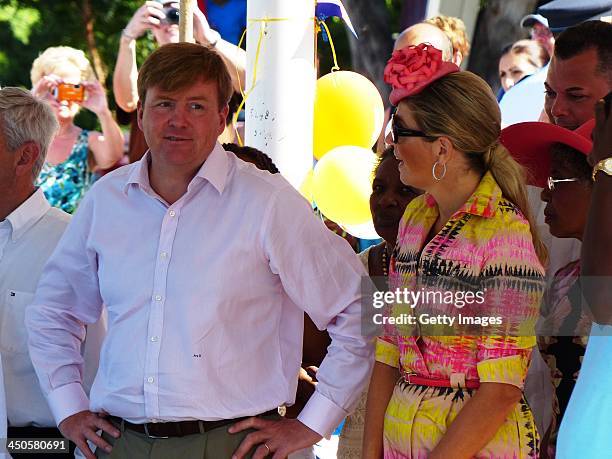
left=193, top=6, right=246, bottom=93
left=81, top=80, right=124, bottom=169
left=113, top=1, right=166, bottom=112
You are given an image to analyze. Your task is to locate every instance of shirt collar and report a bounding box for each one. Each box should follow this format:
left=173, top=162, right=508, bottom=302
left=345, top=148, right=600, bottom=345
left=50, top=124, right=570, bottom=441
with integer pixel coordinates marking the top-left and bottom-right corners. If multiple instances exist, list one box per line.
left=424, top=171, right=502, bottom=219
left=123, top=143, right=230, bottom=196
left=124, top=151, right=151, bottom=194
left=194, top=142, right=229, bottom=194
left=5, top=188, right=52, bottom=242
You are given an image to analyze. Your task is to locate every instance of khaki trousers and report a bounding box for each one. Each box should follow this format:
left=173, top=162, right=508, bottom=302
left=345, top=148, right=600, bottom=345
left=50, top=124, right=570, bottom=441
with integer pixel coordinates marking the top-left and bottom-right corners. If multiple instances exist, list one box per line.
left=96, top=415, right=280, bottom=459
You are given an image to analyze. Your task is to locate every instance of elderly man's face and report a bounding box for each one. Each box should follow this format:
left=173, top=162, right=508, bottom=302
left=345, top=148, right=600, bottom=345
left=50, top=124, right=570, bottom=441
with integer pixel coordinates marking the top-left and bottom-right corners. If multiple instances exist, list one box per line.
left=0, top=125, right=17, bottom=197
left=545, top=48, right=609, bottom=130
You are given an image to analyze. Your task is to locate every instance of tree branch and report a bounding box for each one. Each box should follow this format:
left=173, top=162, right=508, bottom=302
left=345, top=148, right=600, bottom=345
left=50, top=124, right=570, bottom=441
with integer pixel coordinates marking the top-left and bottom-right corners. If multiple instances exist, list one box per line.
left=82, top=0, right=107, bottom=85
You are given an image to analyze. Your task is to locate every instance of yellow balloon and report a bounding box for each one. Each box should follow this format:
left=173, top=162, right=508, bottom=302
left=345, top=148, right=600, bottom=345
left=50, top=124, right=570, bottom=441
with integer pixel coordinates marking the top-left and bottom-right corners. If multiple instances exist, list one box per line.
left=313, top=146, right=376, bottom=226
left=299, top=169, right=314, bottom=203
left=314, top=71, right=384, bottom=160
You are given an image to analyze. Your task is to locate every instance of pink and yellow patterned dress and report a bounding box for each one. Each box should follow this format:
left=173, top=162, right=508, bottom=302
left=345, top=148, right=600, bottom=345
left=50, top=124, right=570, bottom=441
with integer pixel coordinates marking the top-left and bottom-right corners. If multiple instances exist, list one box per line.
left=376, top=172, right=545, bottom=458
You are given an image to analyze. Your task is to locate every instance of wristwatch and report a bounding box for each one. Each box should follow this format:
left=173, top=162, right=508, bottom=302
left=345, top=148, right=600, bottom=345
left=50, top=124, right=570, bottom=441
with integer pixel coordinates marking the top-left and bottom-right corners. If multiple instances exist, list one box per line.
left=592, top=157, right=612, bottom=181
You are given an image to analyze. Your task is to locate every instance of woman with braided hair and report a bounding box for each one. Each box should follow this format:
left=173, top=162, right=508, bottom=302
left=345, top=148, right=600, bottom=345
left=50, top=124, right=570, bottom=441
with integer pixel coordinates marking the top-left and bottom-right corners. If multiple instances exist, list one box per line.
left=222, top=143, right=279, bottom=174
left=363, top=44, right=547, bottom=458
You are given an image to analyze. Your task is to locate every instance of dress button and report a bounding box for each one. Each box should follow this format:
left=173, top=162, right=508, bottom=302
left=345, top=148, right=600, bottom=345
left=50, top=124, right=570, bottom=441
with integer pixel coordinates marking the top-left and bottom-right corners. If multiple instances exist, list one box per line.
left=168, top=210, right=176, bottom=217
left=155, top=295, right=162, bottom=301
left=151, top=336, right=159, bottom=342
left=160, top=252, right=168, bottom=259
left=147, top=377, right=154, bottom=383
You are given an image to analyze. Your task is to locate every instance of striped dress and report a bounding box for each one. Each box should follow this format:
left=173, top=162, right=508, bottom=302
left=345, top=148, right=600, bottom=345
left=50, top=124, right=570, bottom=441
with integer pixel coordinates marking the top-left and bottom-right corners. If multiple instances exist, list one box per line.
left=376, top=172, right=545, bottom=458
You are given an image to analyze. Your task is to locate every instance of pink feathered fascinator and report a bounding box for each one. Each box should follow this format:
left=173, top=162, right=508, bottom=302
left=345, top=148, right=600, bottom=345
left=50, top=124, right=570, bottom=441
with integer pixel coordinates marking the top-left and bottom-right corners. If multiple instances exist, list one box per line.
left=384, top=43, right=460, bottom=106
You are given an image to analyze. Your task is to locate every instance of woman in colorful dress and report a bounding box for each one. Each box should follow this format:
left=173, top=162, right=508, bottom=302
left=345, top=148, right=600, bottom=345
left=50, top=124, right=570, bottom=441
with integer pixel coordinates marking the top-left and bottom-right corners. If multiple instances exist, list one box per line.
left=31, top=46, right=124, bottom=213
left=501, top=119, right=595, bottom=457
left=363, top=43, right=547, bottom=459
left=337, top=147, right=422, bottom=458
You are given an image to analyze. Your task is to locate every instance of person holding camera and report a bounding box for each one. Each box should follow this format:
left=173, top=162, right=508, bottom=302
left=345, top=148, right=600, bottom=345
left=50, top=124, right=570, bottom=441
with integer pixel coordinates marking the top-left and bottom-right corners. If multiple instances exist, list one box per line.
left=114, top=0, right=246, bottom=162
left=31, top=46, right=124, bottom=214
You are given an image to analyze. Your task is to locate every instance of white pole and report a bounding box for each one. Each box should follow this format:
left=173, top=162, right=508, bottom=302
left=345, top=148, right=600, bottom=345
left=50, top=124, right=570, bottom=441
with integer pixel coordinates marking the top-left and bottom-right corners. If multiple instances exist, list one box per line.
left=426, top=0, right=441, bottom=19
left=245, top=0, right=316, bottom=190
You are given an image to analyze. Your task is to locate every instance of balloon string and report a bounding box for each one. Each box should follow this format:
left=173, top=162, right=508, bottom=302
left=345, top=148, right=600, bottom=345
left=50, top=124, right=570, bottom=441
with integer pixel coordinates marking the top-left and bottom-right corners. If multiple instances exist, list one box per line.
left=229, top=28, right=248, bottom=146
left=248, top=17, right=292, bottom=22
left=231, top=16, right=316, bottom=147
left=232, top=20, right=266, bottom=146
left=235, top=28, right=248, bottom=99
left=317, top=19, right=340, bottom=72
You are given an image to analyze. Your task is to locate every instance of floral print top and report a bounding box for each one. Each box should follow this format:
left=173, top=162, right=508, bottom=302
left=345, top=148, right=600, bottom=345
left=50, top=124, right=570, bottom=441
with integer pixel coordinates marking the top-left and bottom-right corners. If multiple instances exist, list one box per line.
left=37, top=130, right=92, bottom=214
left=376, top=172, right=546, bottom=389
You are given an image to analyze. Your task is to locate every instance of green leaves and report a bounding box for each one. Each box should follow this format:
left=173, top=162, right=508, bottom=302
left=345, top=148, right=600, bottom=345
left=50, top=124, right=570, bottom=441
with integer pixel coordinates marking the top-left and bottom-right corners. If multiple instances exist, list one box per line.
left=0, top=1, right=40, bottom=45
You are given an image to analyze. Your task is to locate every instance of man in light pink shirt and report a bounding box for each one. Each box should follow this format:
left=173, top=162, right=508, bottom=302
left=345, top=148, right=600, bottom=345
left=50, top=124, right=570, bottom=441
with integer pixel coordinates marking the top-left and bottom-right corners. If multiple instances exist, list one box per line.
left=26, top=43, right=373, bottom=459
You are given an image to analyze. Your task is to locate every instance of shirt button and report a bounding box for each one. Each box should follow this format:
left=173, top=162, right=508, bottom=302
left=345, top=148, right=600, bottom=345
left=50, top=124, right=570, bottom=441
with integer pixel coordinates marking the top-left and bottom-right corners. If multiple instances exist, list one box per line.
left=168, top=210, right=176, bottom=217
left=150, top=336, right=159, bottom=342
left=154, top=295, right=162, bottom=301
left=160, top=252, right=168, bottom=259
left=147, top=377, right=154, bottom=383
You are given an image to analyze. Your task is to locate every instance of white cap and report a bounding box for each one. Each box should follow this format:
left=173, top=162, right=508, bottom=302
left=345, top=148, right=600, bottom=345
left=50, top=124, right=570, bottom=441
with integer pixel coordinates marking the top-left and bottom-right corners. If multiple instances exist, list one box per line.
left=520, top=13, right=549, bottom=28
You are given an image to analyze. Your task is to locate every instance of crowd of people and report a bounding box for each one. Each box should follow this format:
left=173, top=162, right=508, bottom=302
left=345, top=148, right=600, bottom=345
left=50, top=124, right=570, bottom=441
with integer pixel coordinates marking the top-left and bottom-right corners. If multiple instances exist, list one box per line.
left=0, top=1, right=611, bottom=459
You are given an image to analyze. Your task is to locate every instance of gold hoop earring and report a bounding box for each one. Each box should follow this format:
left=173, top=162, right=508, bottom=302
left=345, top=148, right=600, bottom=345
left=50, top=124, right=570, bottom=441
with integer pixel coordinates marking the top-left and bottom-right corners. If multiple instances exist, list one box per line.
left=432, top=161, right=446, bottom=181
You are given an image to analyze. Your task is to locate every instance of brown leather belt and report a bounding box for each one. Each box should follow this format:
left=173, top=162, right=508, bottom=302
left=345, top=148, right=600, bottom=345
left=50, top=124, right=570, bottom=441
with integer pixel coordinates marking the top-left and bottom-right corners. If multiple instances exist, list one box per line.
left=110, top=409, right=279, bottom=439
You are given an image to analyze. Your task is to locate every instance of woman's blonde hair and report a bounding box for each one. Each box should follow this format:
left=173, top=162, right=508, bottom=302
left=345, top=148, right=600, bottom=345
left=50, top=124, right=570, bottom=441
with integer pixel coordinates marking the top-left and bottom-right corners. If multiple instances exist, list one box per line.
left=30, top=46, right=95, bottom=85
left=425, top=15, right=471, bottom=60
left=401, top=71, right=547, bottom=265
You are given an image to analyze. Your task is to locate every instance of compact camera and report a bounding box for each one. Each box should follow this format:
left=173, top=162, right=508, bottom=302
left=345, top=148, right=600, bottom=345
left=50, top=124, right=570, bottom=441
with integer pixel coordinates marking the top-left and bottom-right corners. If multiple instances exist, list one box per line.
left=162, top=6, right=179, bottom=25
left=52, top=83, right=85, bottom=103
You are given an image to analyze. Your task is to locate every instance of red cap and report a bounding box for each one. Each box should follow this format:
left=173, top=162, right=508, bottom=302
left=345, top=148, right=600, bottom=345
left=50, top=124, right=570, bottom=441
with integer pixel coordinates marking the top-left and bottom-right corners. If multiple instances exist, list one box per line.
left=500, top=119, right=594, bottom=188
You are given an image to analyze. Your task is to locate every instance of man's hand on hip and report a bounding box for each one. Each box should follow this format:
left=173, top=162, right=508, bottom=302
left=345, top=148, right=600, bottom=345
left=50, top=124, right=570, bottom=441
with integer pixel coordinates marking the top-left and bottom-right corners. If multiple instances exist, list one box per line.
left=229, top=417, right=322, bottom=459
left=59, top=410, right=120, bottom=459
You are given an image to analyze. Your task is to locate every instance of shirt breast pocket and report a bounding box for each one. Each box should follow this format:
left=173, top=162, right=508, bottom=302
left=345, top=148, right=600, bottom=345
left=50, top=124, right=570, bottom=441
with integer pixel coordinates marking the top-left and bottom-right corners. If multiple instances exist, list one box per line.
left=1, top=290, right=34, bottom=354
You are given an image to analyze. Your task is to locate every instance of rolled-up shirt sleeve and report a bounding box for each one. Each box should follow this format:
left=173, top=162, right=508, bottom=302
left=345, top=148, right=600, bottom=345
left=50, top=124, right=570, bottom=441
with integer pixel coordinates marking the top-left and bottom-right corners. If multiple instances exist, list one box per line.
left=261, top=186, right=374, bottom=438
left=26, top=193, right=104, bottom=425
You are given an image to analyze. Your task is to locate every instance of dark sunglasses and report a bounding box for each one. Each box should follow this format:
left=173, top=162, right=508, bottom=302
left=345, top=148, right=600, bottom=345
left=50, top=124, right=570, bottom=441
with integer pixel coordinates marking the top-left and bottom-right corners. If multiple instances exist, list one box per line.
left=390, top=115, right=433, bottom=143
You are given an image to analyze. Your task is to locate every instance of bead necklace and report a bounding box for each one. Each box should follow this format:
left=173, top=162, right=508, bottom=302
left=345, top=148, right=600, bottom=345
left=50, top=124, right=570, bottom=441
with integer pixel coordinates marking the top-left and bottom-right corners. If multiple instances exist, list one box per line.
left=381, top=242, right=389, bottom=277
